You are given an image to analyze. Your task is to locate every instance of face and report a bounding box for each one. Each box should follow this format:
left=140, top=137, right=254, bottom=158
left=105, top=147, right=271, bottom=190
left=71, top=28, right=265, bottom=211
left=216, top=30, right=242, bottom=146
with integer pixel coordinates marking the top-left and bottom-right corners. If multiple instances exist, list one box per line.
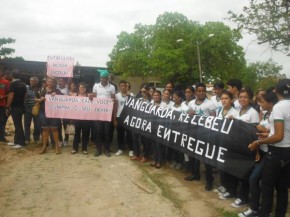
left=166, top=83, right=173, bottom=92
left=185, top=88, right=194, bottom=101
left=238, top=92, right=251, bottom=108
left=215, top=87, right=223, bottom=97
left=126, top=83, right=131, bottom=91
left=149, top=88, right=155, bottom=96
left=47, top=78, right=55, bottom=89
left=100, top=77, right=108, bottom=86
left=227, top=85, right=235, bottom=94
left=152, top=92, right=161, bottom=102
left=30, top=79, right=38, bottom=87
left=259, top=97, right=272, bottom=111
left=119, top=83, right=127, bottom=92
left=79, top=85, right=87, bottom=94
left=141, top=88, right=148, bottom=98
left=58, top=78, right=66, bottom=88
left=221, top=93, right=233, bottom=108
left=70, top=83, right=77, bottom=91
left=195, top=86, right=207, bottom=100
left=162, top=90, right=170, bottom=101
left=173, top=93, right=181, bottom=104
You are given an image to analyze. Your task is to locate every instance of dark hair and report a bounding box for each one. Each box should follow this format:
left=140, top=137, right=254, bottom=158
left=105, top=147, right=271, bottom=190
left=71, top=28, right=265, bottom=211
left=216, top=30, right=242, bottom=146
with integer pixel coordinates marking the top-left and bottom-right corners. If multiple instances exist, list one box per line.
left=163, top=89, right=171, bottom=94
left=221, top=90, right=234, bottom=100
left=141, top=83, right=149, bottom=90
left=126, top=82, right=131, bottom=90
left=166, top=81, right=174, bottom=88
left=153, top=90, right=162, bottom=96
left=173, top=90, right=183, bottom=98
left=239, top=87, right=254, bottom=99
left=119, top=80, right=127, bottom=85
left=261, top=90, right=278, bottom=105
left=195, top=82, right=206, bottom=89
left=275, top=79, right=290, bottom=98
left=214, top=82, right=224, bottom=89
left=149, top=86, right=156, bottom=91
left=11, top=71, right=21, bottom=79
left=185, top=86, right=195, bottom=93
left=227, top=79, right=242, bottom=91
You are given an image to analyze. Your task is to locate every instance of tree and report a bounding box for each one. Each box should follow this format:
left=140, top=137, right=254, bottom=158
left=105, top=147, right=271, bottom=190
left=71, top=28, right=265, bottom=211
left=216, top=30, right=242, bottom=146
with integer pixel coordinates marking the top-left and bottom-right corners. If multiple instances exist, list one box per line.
left=108, top=12, right=246, bottom=84
left=228, top=0, right=290, bottom=54
left=0, top=37, right=24, bottom=60
left=242, top=59, right=286, bottom=90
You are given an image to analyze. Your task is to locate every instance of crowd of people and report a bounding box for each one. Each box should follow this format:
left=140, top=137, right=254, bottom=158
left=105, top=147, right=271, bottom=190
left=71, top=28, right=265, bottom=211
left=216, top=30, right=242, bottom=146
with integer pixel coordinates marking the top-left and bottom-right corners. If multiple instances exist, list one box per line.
left=0, top=67, right=290, bottom=217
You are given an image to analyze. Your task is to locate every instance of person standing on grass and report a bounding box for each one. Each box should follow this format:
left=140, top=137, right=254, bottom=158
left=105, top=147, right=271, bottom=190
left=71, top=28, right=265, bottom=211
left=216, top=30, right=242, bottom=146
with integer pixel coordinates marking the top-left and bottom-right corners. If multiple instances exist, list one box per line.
left=0, top=68, right=10, bottom=143
left=6, top=71, right=27, bottom=149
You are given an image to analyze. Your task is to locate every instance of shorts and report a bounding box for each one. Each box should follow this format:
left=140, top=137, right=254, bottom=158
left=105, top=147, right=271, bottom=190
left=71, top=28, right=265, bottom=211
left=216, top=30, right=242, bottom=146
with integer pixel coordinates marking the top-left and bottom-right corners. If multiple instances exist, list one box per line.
left=39, top=112, right=61, bottom=128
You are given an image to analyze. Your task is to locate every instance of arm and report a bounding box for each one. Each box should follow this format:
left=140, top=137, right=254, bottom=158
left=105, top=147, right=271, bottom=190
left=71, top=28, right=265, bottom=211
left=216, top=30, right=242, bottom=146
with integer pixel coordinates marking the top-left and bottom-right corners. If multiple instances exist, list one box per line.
left=249, top=121, right=284, bottom=151
left=6, top=92, right=14, bottom=116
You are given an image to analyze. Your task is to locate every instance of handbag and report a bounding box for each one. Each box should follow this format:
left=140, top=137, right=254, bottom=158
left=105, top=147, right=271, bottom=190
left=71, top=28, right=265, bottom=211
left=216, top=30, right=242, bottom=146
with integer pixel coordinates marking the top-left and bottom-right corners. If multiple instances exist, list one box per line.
left=65, top=124, right=75, bottom=135
left=32, top=102, right=40, bottom=116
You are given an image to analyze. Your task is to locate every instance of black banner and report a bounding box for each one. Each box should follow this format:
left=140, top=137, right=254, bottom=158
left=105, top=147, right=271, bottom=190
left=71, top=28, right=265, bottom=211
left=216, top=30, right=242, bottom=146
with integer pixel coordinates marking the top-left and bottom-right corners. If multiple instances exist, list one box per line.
left=120, top=97, right=258, bottom=179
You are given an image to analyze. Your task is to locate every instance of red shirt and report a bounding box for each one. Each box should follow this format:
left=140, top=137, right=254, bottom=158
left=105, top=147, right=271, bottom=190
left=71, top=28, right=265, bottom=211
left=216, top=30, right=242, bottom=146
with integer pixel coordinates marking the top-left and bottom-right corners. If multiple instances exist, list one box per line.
left=0, top=78, right=10, bottom=107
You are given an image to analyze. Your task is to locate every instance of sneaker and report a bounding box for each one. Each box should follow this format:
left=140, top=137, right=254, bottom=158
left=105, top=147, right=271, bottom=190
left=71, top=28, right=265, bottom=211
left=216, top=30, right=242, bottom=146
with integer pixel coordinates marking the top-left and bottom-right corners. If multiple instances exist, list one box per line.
left=219, top=192, right=234, bottom=200
left=175, top=163, right=183, bottom=170
left=231, top=198, right=248, bottom=208
left=63, top=141, right=68, bottom=147
left=128, top=150, right=134, bottom=157
left=205, top=184, right=213, bottom=191
left=58, top=141, right=63, bottom=147
left=115, top=150, right=123, bottom=156
left=82, top=150, right=88, bottom=155
left=71, top=150, right=77, bottom=154
left=105, top=151, right=111, bottom=157
left=214, top=185, right=227, bottom=194
left=238, top=208, right=259, bottom=217
left=7, top=142, right=16, bottom=146
left=11, top=144, right=23, bottom=149
left=95, top=150, right=102, bottom=157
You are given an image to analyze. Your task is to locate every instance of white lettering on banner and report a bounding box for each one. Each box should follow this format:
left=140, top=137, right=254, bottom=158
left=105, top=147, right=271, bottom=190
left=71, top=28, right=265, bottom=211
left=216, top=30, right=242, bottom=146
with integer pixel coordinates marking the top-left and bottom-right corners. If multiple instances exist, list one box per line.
left=156, top=124, right=226, bottom=163
left=125, top=97, right=233, bottom=135
left=123, top=115, right=152, bottom=133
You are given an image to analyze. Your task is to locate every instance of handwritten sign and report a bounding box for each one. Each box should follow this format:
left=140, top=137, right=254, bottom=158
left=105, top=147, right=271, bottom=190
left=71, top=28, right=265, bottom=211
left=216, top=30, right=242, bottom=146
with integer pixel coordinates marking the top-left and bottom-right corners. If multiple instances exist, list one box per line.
left=47, top=55, right=74, bottom=77
left=45, top=95, right=113, bottom=121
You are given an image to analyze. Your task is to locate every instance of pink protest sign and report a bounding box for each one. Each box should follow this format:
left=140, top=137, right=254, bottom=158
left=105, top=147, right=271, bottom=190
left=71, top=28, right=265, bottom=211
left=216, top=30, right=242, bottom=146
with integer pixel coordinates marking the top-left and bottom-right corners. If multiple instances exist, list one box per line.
left=45, top=95, right=113, bottom=121
left=47, top=55, right=74, bottom=77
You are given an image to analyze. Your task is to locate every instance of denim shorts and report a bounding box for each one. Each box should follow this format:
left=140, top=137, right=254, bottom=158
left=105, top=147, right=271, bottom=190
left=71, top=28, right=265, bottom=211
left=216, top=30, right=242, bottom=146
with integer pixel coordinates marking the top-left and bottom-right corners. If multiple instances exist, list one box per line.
left=39, top=112, right=61, bottom=128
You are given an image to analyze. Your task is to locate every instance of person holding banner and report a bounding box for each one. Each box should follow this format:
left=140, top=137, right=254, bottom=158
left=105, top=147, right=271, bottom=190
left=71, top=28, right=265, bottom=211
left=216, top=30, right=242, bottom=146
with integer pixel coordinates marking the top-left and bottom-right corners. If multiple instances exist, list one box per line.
left=90, top=70, right=116, bottom=157
left=249, top=79, right=290, bottom=217
left=71, top=83, right=90, bottom=155
left=187, top=83, right=216, bottom=191
left=38, top=77, right=62, bottom=154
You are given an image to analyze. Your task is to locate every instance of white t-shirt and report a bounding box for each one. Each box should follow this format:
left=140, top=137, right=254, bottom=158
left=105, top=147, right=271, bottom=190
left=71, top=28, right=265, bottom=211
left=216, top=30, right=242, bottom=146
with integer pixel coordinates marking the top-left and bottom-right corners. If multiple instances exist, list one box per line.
left=188, top=98, right=216, bottom=116
left=258, top=112, right=271, bottom=152
left=269, top=100, right=290, bottom=148
left=162, top=100, right=174, bottom=109
left=92, top=83, right=115, bottom=99
left=115, top=93, right=128, bottom=117
left=234, top=99, right=242, bottom=110
left=211, top=95, right=222, bottom=115
left=181, top=101, right=190, bottom=114
left=58, top=86, right=68, bottom=95
left=236, top=106, right=259, bottom=124
left=217, top=106, right=239, bottom=119
left=171, top=104, right=183, bottom=112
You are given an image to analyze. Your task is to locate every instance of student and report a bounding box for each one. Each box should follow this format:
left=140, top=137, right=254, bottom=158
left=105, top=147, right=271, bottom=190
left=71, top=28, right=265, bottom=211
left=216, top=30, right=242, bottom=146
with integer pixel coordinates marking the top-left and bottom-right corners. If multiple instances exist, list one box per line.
left=219, top=88, right=259, bottom=208
left=71, top=83, right=91, bottom=155
left=115, top=80, right=133, bottom=156
left=239, top=90, right=278, bottom=217
left=211, top=82, right=224, bottom=114
left=214, top=90, right=239, bottom=195
left=227, top=79, right=242, bottom=110
left=249, top=79, right=290, bottom=217
left=187, top=83, right=216, bottom=191
left=0, top=68, right=10, bottom=143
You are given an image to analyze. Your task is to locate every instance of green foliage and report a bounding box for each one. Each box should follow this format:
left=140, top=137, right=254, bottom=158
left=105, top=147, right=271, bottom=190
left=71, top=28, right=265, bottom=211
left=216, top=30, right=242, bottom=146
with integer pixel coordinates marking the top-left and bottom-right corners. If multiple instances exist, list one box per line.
left=108, top=12, right=247, bottom=85
left=228, top=0, right=290, bottom=54
left=0, top=37, right=24, bottom=60
left=242, top=58, right=285, bottom=90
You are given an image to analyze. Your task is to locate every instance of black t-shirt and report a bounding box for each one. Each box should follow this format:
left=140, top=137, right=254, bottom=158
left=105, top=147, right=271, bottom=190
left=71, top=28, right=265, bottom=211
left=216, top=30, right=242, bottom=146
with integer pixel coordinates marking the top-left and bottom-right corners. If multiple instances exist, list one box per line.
left=9, top=80, right=27, bottom=107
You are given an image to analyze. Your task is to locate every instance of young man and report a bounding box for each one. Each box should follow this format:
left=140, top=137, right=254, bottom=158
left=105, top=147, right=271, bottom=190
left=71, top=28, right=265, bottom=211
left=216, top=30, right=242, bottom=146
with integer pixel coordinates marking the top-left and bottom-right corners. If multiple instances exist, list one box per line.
left=114, top=80, right=133, bottom=156
left=227, top=79, right=242, bottom=110
left=0, top=68, right=10, bottom=143
left=210, top=82, right=224, bottom=115
left=187, top=83, right=216, bottom=191
left=6, top=71, right=27, bottom=148
left=89, top=70, right=116, bottom=157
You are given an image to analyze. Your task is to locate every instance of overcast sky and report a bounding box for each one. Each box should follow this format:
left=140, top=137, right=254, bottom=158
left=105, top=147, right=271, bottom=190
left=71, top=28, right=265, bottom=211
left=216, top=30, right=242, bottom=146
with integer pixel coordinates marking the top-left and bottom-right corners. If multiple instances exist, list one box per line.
left=1, top=0, right=289, bottom=77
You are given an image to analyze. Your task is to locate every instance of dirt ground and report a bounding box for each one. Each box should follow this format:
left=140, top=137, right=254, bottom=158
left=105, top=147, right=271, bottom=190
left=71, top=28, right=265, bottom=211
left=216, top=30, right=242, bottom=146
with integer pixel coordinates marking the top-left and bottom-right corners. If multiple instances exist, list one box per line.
left=1, top=118, right=289, bottom=217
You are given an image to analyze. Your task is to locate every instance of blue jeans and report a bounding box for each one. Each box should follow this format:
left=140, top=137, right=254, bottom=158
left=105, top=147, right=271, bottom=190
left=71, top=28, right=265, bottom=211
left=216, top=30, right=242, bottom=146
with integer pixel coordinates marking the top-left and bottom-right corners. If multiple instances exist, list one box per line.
left=24, top=111, right=40, bottom=142
left=10, top=106, right=25, bottom=145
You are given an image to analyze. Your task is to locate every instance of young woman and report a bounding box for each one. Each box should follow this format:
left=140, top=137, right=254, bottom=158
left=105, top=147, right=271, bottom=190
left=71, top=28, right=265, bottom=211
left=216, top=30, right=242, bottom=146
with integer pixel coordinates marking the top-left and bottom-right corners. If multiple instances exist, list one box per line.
left=38, top=77, right=62, bottom=154
left=68, top=81, right=78, bottom=96
left=71, top=83, right=91, bottom=155
left=249, top=79, right=290, bottom=217
left=215, top=91, right=239, bottom=195
left=150, top=90, right=166, bottom=168
left=219, top=88, right=259, bottom=207
left=238, top=90, right=278, bottom=217
left=131, top=84, right=151, bottom=162
left=162, top=89, right=174, bottom=109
